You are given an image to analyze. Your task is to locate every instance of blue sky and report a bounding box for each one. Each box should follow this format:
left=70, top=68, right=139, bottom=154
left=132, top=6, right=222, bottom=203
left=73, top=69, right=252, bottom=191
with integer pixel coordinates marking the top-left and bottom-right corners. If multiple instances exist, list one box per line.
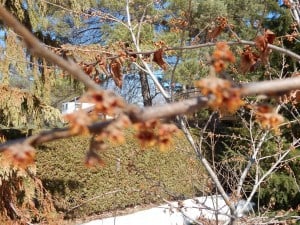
left=0, top=30, right=5, bottom=47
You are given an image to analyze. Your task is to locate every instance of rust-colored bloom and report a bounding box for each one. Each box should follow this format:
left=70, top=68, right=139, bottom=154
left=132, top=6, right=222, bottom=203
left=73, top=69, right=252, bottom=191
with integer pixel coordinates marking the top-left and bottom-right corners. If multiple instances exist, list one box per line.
left=212, top=42, right=235, bottom=73
left=136, top=130, right=157, bottom=148
left=81, top=90, right=125, bottom=116
left=64, top=110, right=92, bottom=135
left=253, top=105, right=284, bottom=134
left=157, top=124, right=179, bottom=151
left=195, top=77, right=244, bottom=113
left=4, top=143, right=36, bottom=168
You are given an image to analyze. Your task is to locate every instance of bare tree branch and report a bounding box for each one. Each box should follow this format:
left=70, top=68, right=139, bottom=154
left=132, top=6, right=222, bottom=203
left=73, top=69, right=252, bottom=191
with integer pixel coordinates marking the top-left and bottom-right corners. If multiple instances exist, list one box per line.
left=178, top=118, right=236, bottom=214
left=241, top=76, right=300, bottom=95
left=125, top=40, right=300, bottom=62
left=236, top=132, right=268, bottom=196
left=126, top=0, right=171, bottom=100
left=239, top=147, right=293, bottom=215
left=40, top=0, right=129, bottom=28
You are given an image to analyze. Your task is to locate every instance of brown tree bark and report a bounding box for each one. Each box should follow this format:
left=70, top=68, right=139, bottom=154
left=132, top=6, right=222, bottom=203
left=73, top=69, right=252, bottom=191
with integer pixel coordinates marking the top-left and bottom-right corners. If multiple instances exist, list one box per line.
left=139, top=70, right=152, bottom=106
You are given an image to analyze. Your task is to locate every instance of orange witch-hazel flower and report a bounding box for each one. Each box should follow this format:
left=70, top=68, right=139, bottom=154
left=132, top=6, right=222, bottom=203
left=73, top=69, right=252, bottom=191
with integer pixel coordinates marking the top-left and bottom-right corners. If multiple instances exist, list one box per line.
left=4, top=143, right=36, bottom=168
left=195, top=77, right=244, bottom=113
left=252, top=104, right=284, bottom=134
left=157, top=124, right=179, bottom=151
left=64, top=110, right=93, bottom=135
left=134, top=120, right=179, bottom=151
left=80, top=90, right=125, bottom=116
left=212, top=42, right=235, bottom=73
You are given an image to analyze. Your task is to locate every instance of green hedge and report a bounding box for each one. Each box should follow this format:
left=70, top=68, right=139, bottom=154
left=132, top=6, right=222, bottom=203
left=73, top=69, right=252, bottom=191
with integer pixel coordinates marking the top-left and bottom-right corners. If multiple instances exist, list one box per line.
left=36, top=130, right=206, bottom=218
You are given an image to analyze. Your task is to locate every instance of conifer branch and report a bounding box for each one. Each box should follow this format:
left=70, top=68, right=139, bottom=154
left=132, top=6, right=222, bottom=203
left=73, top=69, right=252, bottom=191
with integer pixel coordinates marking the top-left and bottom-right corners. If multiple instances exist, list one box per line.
left=0, top=6, right=100, bottom=91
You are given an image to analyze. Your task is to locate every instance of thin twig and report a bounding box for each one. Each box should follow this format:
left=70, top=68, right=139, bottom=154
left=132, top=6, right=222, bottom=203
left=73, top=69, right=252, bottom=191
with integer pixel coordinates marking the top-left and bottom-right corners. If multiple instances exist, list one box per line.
left=125, top=40, right=300, bottom=62
left=239, top=146, right=294, bottom=214
left=178, top=118, right=235, bottom=214
left=162, top=198, right=203, bottom=225
left=40, top=0, right=129, bottom=28
left=236, top=132, right=268, bottom=196
left=126, top=0, right=170, bottom=100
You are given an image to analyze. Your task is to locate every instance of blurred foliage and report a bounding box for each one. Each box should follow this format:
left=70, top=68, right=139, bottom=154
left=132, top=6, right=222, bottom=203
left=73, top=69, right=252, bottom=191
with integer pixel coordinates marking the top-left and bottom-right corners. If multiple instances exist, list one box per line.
left=0, top=159, right=57, bottom=223
left=0, top=85, right=62, bottom=130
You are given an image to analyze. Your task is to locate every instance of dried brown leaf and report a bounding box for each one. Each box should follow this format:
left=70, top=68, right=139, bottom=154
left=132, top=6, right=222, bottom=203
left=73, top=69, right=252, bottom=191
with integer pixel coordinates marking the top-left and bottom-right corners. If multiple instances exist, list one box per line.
left=153, top=48, right=168, bottom=70
left=255, top=35, right=267, bottom=52
left=95, top=55, right=110, bottom=77
left=260, top=48, right=272, bottom=64
left=110, top=59, right=123, bottom=88
left=254, top=30, right=276, bottom=65
left=207, top=26, right=223, bottom=41
left=265, top=29, right=276, bottom=44
left=240, top=46, right=260, bottom=73
left=255, top=104, right=274, bottom=113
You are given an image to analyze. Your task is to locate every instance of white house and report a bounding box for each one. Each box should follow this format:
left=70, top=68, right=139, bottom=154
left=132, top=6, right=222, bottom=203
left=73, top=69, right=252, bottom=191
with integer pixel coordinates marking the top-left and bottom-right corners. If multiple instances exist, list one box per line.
left=61, top=97, right=116, bottom=121
left=61, top=97, right=95, bottom=115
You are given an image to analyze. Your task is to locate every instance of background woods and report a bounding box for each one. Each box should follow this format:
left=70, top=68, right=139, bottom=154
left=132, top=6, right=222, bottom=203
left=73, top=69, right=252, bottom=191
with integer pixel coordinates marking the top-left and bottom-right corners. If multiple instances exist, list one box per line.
left=0, top=0, right=300, bottom=224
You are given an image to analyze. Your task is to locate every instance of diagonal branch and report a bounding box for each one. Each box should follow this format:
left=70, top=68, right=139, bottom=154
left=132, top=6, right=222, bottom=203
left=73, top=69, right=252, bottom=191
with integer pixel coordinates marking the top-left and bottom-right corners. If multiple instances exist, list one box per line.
left=238, top=147, right=293, bottom=215
left=0, top=6, right=100, bottom=91
left=0, top=73, right=299, bottom=152
left=236, top=131, right=268, bottom=196
left=179, top=118, right=235, bottom=214
left=0, top=96, right=209, bottom=152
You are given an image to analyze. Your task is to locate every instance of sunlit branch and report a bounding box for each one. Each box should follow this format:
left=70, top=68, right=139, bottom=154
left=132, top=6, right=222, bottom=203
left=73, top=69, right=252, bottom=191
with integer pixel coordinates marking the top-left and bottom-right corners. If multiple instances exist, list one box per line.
left=136, top=3, right=152, bottom=47
left=241, top=76, right=300, bottom=96
left=236, top=132, right=268, bottom=200
left=239, top=146, right=295, bottom=215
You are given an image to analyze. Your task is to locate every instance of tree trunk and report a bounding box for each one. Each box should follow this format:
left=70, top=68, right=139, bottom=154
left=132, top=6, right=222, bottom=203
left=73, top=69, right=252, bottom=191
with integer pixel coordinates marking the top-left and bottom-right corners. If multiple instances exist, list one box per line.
left=139, top=71, right=152, bottom=106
